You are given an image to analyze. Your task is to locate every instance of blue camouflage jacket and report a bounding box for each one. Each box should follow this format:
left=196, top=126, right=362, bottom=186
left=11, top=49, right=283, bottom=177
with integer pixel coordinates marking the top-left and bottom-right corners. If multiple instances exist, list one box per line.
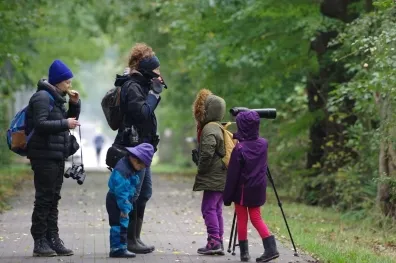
left=108, top=157, right=141, bottom=214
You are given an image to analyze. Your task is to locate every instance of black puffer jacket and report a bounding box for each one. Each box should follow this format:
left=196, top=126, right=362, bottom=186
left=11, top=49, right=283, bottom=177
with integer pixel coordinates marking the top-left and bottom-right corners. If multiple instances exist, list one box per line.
left=26, top=79, right=81, bottom=160
left=114, top=70, right=160, bottom=147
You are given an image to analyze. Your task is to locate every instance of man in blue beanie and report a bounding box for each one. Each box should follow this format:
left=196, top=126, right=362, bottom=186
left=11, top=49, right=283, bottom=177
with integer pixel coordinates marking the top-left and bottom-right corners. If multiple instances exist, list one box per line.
left=106, top=143, right=155, bottom=258
left=26, top=59, right=81, bottom=257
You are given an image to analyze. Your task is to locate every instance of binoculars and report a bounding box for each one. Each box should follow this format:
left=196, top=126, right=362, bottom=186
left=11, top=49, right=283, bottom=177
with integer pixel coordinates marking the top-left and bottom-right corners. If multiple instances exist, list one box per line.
left=229, top=107, right=277, bottom=119
left=64, top=164, right=86, bottom=185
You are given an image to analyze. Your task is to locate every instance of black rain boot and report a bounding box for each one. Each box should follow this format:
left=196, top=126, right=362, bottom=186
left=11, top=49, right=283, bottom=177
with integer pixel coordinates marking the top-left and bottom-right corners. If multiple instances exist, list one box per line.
left=239, top=240, right=251, bottom=262
left=33, top=238, right=57, bottom=257
left=47, top=234, right=74, bottom=256
left=127, top=207, right=152, bottom=254
left=136, top=217, right=155, bottom=252
left=256, top=235, right=279, bottom=262
left=109, top=249, right=136, bottom=258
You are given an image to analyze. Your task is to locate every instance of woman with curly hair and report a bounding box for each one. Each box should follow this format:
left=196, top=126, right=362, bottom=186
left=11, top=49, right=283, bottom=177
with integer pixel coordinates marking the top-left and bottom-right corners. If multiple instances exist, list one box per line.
left=109, top=42, right=166, bottom=255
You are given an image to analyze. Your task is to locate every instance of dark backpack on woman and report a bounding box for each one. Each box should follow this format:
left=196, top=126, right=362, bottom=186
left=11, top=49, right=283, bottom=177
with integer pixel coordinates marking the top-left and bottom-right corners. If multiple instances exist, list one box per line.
left=101, top=80, right=133, bottom=131
left=101, top=85, right=123, bottom=131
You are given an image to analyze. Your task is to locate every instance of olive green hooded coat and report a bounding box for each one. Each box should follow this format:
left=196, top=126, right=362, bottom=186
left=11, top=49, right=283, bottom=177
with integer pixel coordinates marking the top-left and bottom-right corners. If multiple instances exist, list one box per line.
left=192, top=89, right=227, bottom=192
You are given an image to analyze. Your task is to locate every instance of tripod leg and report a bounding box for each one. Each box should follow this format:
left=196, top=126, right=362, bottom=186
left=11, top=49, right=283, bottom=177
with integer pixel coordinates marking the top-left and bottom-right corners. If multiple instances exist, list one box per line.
left=232, top=223, right=238, bottom=255
left=227, top=212, right=236, bottom=253
left=267, top=166, right=299, bottom=256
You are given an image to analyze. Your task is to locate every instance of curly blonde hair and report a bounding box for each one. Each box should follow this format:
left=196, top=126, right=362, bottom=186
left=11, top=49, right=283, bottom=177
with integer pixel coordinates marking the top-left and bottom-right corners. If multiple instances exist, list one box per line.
left=127, top=43, right=156, bottom=70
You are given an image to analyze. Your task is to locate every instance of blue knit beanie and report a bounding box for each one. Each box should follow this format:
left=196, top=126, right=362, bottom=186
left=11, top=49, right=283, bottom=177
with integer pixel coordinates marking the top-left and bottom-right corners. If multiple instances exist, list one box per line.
left=48, top=59, right=73, bottom=85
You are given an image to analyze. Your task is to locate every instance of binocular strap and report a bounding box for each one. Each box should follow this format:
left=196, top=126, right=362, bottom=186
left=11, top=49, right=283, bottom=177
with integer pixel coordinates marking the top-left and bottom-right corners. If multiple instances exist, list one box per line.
left=70, top=126, right=84, bottom=169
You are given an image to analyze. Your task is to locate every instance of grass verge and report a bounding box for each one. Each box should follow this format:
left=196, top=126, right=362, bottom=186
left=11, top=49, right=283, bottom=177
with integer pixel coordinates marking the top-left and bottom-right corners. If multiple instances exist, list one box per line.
left=0, top=164, right=31, bottom=213
left=153, top=165, right=396, bottom=262
left=151, top=163, right=196, bottom=176
left=263, top=188, right=396, bottom=263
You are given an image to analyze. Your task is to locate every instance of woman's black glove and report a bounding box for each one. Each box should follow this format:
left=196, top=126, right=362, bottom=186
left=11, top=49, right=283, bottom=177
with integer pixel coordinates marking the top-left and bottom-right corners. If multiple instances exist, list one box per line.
left=150, top=78, right=167, bottom=94
left=192, top=149, right=199, bottom=166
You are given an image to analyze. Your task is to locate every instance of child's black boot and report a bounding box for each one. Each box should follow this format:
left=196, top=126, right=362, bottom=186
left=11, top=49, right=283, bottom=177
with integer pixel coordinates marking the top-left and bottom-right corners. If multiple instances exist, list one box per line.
left=256, top=235, right=279, bottom=262
left=109, top=248, right=136, bottom=258
left=239, top=240, right=251, bottom=262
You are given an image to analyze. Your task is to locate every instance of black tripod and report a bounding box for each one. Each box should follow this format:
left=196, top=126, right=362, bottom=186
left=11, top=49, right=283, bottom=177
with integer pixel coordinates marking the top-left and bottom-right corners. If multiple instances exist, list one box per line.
left=228, top=166, right=299, bottom=257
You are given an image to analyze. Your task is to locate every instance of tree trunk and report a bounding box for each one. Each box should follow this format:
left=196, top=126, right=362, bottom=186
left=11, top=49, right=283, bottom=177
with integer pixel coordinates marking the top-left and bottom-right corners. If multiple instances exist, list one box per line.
left=377, top=94, right=396, bottom=217
left=303, top=0, right=359, bottom=205
left=365, top=0, right=373, bottom=12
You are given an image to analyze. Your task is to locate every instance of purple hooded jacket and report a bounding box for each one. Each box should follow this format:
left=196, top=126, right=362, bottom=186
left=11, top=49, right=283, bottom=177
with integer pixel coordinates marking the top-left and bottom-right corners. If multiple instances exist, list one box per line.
left=223, top=111, right=268, bottom=207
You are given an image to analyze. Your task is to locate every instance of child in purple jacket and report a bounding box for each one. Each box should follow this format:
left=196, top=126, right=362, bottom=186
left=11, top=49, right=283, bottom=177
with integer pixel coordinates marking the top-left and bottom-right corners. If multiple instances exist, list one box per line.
left=223, top=110, right=279, bottom=262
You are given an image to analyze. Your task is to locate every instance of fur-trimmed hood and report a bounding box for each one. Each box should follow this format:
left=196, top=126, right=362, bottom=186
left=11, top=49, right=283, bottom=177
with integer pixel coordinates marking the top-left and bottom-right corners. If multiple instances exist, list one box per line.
left=192, top=89, right=225, bottom=125
left=193, top=89, right=212, bottom=124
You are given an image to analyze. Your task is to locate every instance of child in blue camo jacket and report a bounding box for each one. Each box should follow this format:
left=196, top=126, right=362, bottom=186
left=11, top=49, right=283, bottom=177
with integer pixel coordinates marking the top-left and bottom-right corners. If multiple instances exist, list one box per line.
left=106, top=143, right=154, bottom=258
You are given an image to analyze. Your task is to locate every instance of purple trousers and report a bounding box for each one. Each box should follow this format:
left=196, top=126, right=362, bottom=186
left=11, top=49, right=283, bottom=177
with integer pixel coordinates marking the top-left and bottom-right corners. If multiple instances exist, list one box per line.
left=201, top=191, right=224, bottom=238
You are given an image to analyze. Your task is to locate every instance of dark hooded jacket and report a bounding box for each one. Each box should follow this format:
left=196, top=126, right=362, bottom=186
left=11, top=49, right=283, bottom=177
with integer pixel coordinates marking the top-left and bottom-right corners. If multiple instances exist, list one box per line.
left=26, top=79, right=81, bottom=160
left=192, top=89, right=227, bottom=192
left=113, top=70, right=160, bottom=148
left=223, top=111, right=268, bottom=207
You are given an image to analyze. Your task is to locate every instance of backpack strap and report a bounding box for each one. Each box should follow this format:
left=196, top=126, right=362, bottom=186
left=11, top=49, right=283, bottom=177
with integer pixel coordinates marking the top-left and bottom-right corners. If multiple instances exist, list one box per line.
left=207, top=121, right=229, bottom=158
left=44, top=90, right=55, bottom=110
left=119, top=79, right=136, bottom=125
left=26, top=91, right=56, bottom=142
left=208, top=121, right=223, bottom=130
left=208, top=121, right=232, bottom=130
left=119, top=79, right=135, bottom=107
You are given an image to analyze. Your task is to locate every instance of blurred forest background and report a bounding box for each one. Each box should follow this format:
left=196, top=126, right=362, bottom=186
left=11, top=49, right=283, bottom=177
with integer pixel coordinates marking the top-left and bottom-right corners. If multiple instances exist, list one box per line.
left=1, top=0, right=396, bottom=251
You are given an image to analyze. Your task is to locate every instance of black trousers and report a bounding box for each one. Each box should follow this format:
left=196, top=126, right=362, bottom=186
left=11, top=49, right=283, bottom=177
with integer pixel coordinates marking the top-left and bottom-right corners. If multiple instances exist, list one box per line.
left=106, top=192, right=128, bottom=249
left=30, top=159, right=64, bottom=240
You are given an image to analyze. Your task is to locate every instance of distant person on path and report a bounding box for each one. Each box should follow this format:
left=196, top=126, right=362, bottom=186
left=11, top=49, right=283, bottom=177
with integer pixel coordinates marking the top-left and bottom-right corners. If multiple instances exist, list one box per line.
left=93, top=134, right=105, bottom=165
left=110, top=43, right=166, bottom=254
left=223, top=110, right=279, bottom=262
left=26, top=59, right=81, bottom=257
left=106, top=143, right=154, bottom=258
left=192, top=89, right=227, bottom=255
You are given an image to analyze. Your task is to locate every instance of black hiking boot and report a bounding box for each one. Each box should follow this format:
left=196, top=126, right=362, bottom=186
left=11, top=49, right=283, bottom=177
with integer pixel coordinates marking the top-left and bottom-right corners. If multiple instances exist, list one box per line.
left=33, top=238, right=57, bottom=257
left=256, top=235, right=279, bottom=262
left=47, top=235, right=73, bottom=256
left=239, top=240, right=251, bottom=262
